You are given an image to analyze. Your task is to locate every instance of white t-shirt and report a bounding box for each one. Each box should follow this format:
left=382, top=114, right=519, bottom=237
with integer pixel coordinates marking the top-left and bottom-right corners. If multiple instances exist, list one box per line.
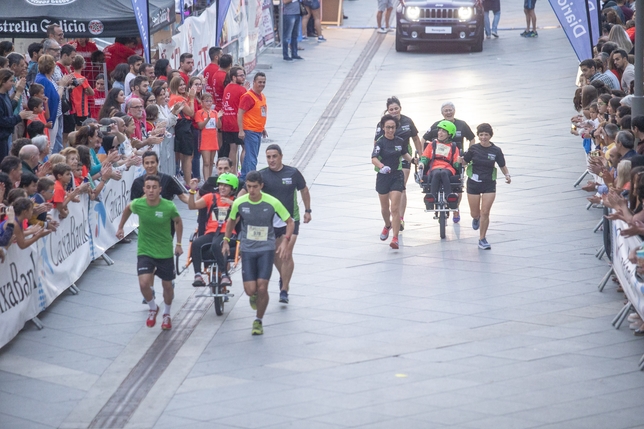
left=124, top=72, right=137, bottom=96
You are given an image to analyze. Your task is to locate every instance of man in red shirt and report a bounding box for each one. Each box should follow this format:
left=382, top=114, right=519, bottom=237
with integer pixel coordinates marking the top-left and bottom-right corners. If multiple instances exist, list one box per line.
left=56, top=44, right=76, bottom=77
left=203, top=47, right=222, bottom=97
left=104, top=37, right=137, bottom=75
left=70, top=38, right=98, bottom=62
left=179, top=53, right=194, bottom=85
left=213, top=54, right=232, bottom=111
left=221, top=66, right=247, bottom=171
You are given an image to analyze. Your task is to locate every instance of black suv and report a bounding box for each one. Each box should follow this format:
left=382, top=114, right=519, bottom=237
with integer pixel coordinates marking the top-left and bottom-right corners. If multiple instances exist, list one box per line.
left=395, top=0, right=484, bottom=52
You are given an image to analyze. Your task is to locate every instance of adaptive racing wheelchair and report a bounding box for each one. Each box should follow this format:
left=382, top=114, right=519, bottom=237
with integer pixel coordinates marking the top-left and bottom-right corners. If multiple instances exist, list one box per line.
left=415, top=120, right=463, bottom=239
left=176, top=174, right=241, bottom=316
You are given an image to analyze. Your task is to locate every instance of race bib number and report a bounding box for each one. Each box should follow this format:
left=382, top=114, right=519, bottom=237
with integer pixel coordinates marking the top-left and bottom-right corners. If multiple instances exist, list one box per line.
left=206, top=117, right=217, bottom=129
left=247, top=225, right=268, bottom=241
left=216, top=207, right=228, bottom=223
left=260, top=106, right=267, bottom=117
left=435, top=144, right=451, bottom=158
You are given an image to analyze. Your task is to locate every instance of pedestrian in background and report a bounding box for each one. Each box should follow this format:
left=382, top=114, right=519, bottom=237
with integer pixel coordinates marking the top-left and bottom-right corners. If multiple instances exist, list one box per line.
left=483, top=0, right=500, bottom=39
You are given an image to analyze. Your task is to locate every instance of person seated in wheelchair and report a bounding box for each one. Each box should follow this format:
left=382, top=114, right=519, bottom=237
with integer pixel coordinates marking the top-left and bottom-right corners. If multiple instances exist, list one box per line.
left=418, top=120, right=461, bottom=211
left=187, top=173, right=239, bottom=287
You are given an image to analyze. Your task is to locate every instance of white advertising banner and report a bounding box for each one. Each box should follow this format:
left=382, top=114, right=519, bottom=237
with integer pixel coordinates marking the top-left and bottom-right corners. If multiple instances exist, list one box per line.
left=611, top=219, right=644, bottom=318
left=88, top=168, right=140, bottom=259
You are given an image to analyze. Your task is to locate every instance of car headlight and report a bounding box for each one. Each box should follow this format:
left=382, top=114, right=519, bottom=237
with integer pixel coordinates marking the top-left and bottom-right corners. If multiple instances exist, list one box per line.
left=406, top=6, right=421, bottom=21
left=458, top=7, right=473, bottom=20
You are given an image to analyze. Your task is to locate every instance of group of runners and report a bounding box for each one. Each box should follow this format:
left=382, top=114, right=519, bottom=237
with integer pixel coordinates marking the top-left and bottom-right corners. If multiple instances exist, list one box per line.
left=372, top=99, right=511, bottom=250
left=117, top=145, right=310, bottom=336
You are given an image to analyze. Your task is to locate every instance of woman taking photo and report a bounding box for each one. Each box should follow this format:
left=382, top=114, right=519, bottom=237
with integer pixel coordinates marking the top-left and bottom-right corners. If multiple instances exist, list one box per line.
left=154, top=84, right=182, bottom=176
left=189, top=76, right=204, bottom=182
left=461, top=123, right=510, bottom=250
left=374, top=96, right=421, bottom=231
left=372, top=114, right=414, bottom=250
left=98, top=87, right=126, bottom=120
left=168, top=76, right=195, bottom=187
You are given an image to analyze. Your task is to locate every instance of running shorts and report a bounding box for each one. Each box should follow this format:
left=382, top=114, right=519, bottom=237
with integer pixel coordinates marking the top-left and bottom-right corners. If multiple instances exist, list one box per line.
left=524, top=0, right=536, bottom=10
left=137, top=255, right=176, bottom=281
left=222, top=131, right=244, bottom=146
left=466, top=178, right=496, bottom=195
left=376, top=170, right=405, bottom=194
left=174, top=119, right=194, bottom=156
left=378, top=0, right=394, bottom=11
left=303, top=0, right=320, bottom=9
left=241, top=250, right=275, bottom=282
left=63, top=114, right=76, bottom=133
left=275, top=220, right=300, bottom=238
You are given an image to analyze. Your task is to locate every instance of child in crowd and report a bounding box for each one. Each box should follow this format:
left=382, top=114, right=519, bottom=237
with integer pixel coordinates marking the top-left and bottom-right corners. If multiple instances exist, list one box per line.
left=9, top=198, right=53, bottom=249
left=196, top=93, right=221, bottom=179
left=89, top=73, right=106, bottom=120
left=20, top=172, right=38, bottom=197
left=26, top=97, right=49, bottom=140
left=70, top=55, right=94, bottom=129
left=26, top=121, right=46, bottom=140
left=33, top=177, right=55, bottom=226
left=145, top=104, right=159, bottom=134
left=28, top=83, right=51, bottom=138
left=51, top=163, right=81, bottom=219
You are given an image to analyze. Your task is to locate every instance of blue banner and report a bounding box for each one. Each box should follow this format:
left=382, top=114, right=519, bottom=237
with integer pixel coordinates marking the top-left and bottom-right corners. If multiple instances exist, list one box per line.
left=180, top=0, right=185, bottom=24
left=131, top=0, right=151, bottom=62
left=588, top=0, right=600, bottom=45
left=548, top=0, right=593, bottom=62
left=217, top=0, right=233, bottom=45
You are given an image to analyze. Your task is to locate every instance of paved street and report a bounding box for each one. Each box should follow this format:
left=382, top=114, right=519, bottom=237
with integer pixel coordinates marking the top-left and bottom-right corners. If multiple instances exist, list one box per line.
left=2, top=1, right=644, bottom=428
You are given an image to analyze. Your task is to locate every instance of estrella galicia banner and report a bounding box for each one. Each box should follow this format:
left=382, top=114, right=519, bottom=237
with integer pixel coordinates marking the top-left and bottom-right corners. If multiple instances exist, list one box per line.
left=547, top=0, right=593, bottom=62
left=131, top=0, right=151, bottom=62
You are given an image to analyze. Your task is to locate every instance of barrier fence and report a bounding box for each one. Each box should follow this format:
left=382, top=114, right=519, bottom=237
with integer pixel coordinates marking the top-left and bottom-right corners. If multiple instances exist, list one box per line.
left=0, top=168, right=140, bottom=349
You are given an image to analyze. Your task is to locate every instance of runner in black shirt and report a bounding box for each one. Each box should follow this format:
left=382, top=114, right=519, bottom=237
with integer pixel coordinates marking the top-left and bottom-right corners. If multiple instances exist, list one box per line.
left=131, top=152, right=189, bottom=203
left=461, top=123, right=511, bottom=250
left=259, top=144, right=310, bottom=304
left=374, top=97, right=422, bottom=231
left=422, top=102, right=475, bottom=223
left=372, top=114, right=415, bottom=249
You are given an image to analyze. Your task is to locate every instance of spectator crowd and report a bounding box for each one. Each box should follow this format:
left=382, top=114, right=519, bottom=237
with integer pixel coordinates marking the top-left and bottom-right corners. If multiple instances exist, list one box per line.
left=0, top=24, right=266, bottom=260
left=573, top=0, right=644, bottom=336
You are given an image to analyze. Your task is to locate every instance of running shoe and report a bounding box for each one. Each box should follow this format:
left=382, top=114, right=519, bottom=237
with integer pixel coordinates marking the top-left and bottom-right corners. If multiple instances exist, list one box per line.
left=279, top=290, right=289, bottom=304
left=478, top=238, right=491, bottom=250
left=492, top=32, right=499, bottom=38
left=400, top=219, right=405, bottom=231
left=520, top=30, right=529, bottom=37
left=192, top=274, right=206, bottom=287
left=453, top=212, right=460, bottom=223
left=292, top=55, right=304, bottom=60
left=472, top=217, right=480, bottom=230
left=380, top=225, right=392, bottom=241
left=318, top=36, right=327, bottom=42
left=390, top=236, right=399, bottom=249
left=220, top=274, right=232, bottom=287
left=377, top=27, right=387, bottom=34
left=249, top=293, right=258, bottom=310
left=527, top=31, right=538, bottom=37
left=161, top=314, right=172, bottom=330
left=146, top=306, right=159, bottom=327
left=302, top=35, right=308, bottom=40
left=252, top=319, right=263, bottom=335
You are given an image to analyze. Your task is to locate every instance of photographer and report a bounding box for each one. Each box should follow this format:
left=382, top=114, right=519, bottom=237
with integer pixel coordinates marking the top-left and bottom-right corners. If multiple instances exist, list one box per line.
left=98, top=117, right=126, bottom=153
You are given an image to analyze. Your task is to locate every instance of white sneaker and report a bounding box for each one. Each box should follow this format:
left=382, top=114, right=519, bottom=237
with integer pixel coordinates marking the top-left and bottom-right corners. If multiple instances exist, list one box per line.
left=630, top=321, right=641, bottom=330
left=386, top=27, right=394, bottom=32
left=377, top=27, right=387, bottom=34
left=627, top=312, right=641, bottom=323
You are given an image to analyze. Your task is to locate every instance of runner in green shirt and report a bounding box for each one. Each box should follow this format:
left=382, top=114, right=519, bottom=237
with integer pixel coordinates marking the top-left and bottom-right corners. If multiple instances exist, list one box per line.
left=117, top=175, right=184, bottom=331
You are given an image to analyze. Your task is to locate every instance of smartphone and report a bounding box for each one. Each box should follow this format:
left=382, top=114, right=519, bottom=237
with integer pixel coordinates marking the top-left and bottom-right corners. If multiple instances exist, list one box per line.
left=99, top=125, right=110, bottom=133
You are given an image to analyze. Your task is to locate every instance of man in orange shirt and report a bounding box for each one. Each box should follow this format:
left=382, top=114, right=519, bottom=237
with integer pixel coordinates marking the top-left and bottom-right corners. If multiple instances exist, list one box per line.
left=70, top=55, right=94, bottom=128
left=238, top=73, right=268, bottom=180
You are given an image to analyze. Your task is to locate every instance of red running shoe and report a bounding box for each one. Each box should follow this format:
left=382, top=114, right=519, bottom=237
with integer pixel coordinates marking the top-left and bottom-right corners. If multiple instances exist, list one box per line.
left=161, top=314, right=172, bottom=330
left=146, top=306, right=159, bottom=327
left=390, top=236, right=399, bottom=249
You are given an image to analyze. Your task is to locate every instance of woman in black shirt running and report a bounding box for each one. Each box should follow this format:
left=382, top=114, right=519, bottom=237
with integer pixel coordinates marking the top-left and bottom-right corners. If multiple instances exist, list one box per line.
left=461, top=123, right=511, bottom=250
left=374, top=97, right=422, bottom=230
left=372, top=114, right=414, bottom=249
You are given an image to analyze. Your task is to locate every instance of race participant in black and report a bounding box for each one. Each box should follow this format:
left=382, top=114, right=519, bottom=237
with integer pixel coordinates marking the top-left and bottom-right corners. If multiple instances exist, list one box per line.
left=423, top=102, right=475, bottom=223
left=374, top=97, right=422, bottom=231
left=187, top=173, right=238, bottom=287
left=460, top=123, right=511, bottom=250
left=372, top=114, right=415, bottom=249
left=418, top=120, right=460, bottom=215
left=259, top=144, right=311, bottom=304
left=117, top=175, right=183, bottom=330
left=223, top=171, right=294, bottom=335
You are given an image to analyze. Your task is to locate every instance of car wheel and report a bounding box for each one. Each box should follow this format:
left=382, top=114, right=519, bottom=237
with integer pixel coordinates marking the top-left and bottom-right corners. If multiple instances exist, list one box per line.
left=395, top=33, right=408, bottom=52
left=471, top=32, right=483, bottom=52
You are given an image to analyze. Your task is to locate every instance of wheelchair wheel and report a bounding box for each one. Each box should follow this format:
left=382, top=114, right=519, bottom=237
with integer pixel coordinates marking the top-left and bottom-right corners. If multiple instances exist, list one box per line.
left=213, top=284, right=224, bottom=316
left=439, top=211, right=446, bottom=239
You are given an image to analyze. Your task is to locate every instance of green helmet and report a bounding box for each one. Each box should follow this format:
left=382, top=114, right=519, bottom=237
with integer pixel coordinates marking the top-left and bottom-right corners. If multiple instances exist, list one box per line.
left=217, top=173, right=239, bottom=191
left=437, top=120, right=456, bottom=138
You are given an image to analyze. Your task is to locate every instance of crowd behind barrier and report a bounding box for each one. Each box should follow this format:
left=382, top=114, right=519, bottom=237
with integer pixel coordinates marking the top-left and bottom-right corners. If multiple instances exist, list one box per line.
left=570, top=0, right=644, bottom=369
left=0, top=168, right=139, bottom=349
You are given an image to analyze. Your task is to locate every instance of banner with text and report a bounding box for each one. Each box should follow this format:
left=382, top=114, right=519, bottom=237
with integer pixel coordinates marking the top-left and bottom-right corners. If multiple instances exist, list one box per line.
left=548, top=0, right=595, bottom=62
left=611, top=219, right=644, bottom=319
